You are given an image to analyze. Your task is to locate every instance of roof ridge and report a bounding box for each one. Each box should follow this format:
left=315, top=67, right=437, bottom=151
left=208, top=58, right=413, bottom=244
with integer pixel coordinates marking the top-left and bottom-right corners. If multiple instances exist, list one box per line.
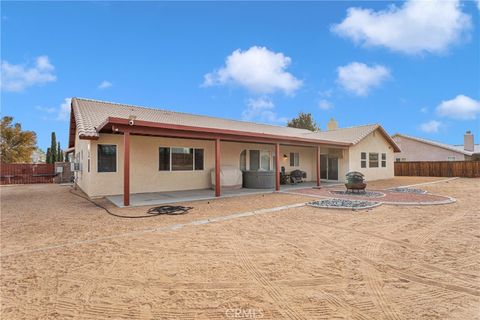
left=72, top=97, right=312, bottom=133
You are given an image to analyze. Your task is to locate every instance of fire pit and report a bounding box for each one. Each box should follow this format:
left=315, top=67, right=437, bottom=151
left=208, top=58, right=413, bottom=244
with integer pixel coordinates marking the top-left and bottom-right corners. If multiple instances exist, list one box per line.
left=345, top=171, right=366, bottom=193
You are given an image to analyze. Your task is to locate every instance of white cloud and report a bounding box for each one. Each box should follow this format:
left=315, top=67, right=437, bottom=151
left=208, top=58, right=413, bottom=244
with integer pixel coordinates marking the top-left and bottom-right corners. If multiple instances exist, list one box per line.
left=331, top=0, right=472, bottom=55
left=57, top=98, right=72, bottom=121
left=318, top=99, right=334, bottom=110
left=98, top=80, right=112, bottom=89
left=419, top=120, right=442, bottom=133
left=1, top=55, right=56, bottom=92
left=336, top=62, right=390, bottom=96
left=203, top=46, right=302, bottom=95
left=35, top=106, right=56, bottom=114
left=477, top=0, right=480, bottom=10
left=241, top=97, right=287, bottom=124
left=436, top=95, right=480, bottom=120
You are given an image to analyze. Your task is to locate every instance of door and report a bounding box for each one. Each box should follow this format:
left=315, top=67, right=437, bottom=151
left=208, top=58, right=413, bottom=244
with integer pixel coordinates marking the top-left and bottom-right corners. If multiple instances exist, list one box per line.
left=328, top=157, right=338, bottom=180
left=320, top=154, right=328, bottom=179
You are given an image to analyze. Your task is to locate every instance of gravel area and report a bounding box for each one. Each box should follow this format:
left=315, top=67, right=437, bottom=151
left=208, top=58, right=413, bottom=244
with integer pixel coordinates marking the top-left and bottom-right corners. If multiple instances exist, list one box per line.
left=290, top=187, right=454, bottom=204
left=308, top=198, right=381, bottom=210
left=388, top=187, right=427, bottom=194
left=330, top=190, right=385, bottom=198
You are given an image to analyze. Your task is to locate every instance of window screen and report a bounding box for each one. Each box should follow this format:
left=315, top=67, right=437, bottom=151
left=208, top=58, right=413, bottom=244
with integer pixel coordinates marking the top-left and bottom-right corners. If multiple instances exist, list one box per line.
left=159, top=147, right=170, bottom=171
left=290, top=152, right=299, bottom=167
left=381, top=153, right=386, bottom=167
left=97, top=145, right=116, bottom=172
left=369, top=153, right=379, bottom=168
left=361, top=152, right=367, bottom=168
left=249, top=150, right=260, bottom=171
left=171, top=148, right=193, bottom=171
left=194, top=149, right=204, bottom=170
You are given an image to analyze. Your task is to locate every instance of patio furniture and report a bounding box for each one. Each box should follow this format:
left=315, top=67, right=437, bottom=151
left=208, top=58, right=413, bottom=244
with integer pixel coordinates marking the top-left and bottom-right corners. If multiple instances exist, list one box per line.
left=243, top=170, right=275, bottom=189
left=280, top=166, right=290, bottom=185
left=290, top=170, right=306, bottom=184
left=345, top=171, right=366, bottom=193
left=211, top=166, right=242, bottom=190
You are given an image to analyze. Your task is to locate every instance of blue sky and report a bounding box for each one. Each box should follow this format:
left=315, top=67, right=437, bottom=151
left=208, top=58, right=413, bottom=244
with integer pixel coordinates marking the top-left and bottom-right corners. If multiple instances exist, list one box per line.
left=1, top=1, right=479, bottom=151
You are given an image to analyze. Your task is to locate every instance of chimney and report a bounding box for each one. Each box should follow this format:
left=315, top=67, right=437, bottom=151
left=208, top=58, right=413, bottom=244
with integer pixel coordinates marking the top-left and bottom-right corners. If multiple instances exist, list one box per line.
left=327, top=118, right=338, bottom=131
left=464, top=130, right=474, bottom=152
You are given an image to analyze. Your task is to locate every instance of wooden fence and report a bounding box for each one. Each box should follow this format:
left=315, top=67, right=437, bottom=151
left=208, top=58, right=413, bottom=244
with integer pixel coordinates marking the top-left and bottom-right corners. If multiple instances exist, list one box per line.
left=0, top=163, right=56, bottom=185
left=394, top=161, right=480, bottom=178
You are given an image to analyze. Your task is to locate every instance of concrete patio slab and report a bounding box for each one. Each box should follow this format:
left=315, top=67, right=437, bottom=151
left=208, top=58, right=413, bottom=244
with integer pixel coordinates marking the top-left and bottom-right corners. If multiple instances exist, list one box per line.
left=106, top=181, right=339, bottom=207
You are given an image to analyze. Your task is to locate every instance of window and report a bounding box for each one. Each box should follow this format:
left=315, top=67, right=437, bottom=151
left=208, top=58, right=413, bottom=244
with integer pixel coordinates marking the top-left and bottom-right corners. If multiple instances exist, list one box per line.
left=171, top=148, right=193, bottom=171
left=239, top=150, right=247, bottom=171
left=395, top=158, right=401, bottom=162
left=249, top=150, right=271, bottom=171
left=194, top=149, right=204, bottom=170
left=249, top=150, right=260, bottom=171
left=369, top=153, right=379, bottom=168
left=159, top=147, right=170, bottom=171
left=260, top=151, right=271, bottom=171
left=381, top=153, right=386, bottom=167
left=290, top=152, right=299, bottom=167
left=361, top=152, right=367, bottom=168
left=98, top=144, right=117, bottom=172
left=158, top=147, right=204, bottom=171
left=447, top=156, right=456, bottom=161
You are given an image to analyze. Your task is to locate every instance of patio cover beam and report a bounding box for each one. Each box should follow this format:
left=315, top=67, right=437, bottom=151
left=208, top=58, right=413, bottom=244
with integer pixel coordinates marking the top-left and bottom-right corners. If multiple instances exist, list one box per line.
left=124, top=130, right=130, bottom=206
left=316, top=145, right=321, bottom=187
left=275, top=143, right=280, bottom=191
left=215, top=138, right=221, bottom=197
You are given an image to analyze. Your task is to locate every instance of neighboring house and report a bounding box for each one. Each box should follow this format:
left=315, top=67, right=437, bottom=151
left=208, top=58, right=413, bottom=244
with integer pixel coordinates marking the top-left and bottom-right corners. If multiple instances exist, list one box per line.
left=68, top=98, right=400, bottom=206
left=31, top=148, right=46, bottom=163
left=392, top=131, right=479, bottom=162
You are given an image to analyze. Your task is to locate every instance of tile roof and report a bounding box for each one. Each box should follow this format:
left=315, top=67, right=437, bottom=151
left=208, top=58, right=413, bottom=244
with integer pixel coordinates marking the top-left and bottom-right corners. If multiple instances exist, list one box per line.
left=392, top=133, right=479, bottom=156
left=71, top=97, right=399, bottom=150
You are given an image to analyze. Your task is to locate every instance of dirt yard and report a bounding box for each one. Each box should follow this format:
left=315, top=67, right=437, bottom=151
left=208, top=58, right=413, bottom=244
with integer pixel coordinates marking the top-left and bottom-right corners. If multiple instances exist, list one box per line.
left=1, top=177, right=479, bottom=319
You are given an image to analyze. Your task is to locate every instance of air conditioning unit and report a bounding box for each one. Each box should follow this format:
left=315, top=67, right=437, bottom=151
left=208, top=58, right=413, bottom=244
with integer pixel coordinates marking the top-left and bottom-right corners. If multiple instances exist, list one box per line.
left=71, top=162, right=82, bottom=171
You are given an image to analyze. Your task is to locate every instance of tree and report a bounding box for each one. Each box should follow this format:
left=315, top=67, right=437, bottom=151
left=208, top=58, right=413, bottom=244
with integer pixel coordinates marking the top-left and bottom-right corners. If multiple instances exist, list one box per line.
left=46, top=148, right=51, bottom=164
left=0, top=116, right=37, bottom=163
left=50, top=132, right=57, bottom=163
left=287, top=112, right=319, bottom=132
left=57, top=142, right=63, bottom=162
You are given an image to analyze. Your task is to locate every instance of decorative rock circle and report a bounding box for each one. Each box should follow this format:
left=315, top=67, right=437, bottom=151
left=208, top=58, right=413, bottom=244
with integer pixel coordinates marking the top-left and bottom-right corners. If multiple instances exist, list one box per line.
left=307, top=198, right=381, bottom=210
left=329, top=190, right=385, bottom=198
left=388, top=187, right=427, bottom=194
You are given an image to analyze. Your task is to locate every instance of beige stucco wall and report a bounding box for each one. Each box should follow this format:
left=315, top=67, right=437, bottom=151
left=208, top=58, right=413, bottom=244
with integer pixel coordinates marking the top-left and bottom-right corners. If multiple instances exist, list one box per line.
left=75, top=134, right=321, bottom=197
left=392, top=136, right=466, bottom=161
left=348, top=129, right=395, bottom=181
left=73, top=129, right=91, bottom=195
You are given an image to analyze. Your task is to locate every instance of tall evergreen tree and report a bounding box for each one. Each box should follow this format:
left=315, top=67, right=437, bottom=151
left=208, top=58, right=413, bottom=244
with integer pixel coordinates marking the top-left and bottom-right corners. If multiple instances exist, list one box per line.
left=50, top=132, right=57, bottom=162
left=57, top=142, right=63, bottom=162
left=46, top=148, right=52, bottom=164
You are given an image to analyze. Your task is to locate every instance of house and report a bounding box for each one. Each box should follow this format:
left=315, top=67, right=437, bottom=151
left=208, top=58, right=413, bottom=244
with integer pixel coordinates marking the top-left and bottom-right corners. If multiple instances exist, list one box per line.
left=392, top=131, right=479, bottom=162
left=68, top=98, right=400, bottom=206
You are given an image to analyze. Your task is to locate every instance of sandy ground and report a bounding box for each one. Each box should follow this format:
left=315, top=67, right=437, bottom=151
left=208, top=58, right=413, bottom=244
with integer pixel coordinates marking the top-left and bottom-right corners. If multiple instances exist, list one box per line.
left=1, top=177, right=479, bottom=319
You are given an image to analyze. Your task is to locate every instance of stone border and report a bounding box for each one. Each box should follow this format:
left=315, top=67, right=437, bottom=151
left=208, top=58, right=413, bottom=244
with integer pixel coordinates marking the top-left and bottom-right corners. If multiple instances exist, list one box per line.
left=381, top=195, right=457, bottom=206
left=307, top=198, right=382, bottom=211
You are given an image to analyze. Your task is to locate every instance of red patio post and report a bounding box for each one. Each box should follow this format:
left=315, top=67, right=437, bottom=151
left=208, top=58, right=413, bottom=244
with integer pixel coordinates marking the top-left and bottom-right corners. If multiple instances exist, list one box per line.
left=124, top=130, right=130, bottom=206
left=215, top=138, right=221, bottom=197
left=316, top=145, right=321, bottom=187
left=275, top=143, right=280, bottom=191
